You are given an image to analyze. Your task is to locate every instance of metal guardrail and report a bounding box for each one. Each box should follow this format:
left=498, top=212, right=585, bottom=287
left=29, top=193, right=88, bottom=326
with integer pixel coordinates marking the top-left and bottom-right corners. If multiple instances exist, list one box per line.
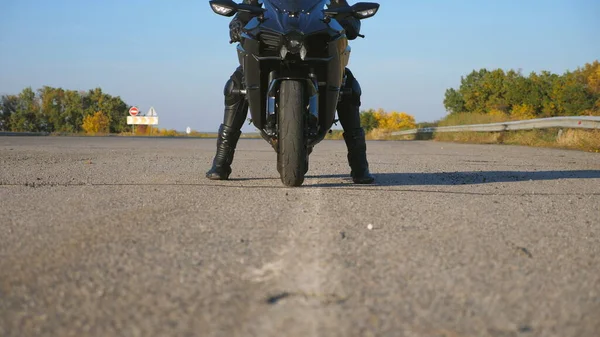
left=391, top=116, right=600, bottom=136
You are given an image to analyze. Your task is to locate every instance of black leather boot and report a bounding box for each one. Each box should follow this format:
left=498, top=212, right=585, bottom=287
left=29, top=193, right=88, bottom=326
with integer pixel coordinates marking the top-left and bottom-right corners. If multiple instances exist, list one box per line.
left=207, top=66, right=248, bottom=180
left=206, top=124, right=242, bottom=180
left=343, top=127, right=375, bottom=184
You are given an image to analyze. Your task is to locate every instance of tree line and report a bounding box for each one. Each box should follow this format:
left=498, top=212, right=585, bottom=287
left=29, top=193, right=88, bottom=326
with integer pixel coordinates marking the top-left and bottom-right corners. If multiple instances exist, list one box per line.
left=0, top=86, right=130, bottom=133
left=443, top=60, right=600, bottom=119
left=2, top=85, right=419, bottom=136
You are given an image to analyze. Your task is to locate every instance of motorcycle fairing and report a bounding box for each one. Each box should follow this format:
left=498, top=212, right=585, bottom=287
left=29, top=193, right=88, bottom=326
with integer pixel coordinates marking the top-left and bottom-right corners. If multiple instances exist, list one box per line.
left=236, top=0, right=352, bottom=147
left=266, top=0, right=325, bottom=13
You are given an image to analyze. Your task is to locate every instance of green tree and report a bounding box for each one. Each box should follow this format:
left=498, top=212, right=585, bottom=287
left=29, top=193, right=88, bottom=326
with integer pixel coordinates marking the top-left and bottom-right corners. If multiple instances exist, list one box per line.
left=527, top=71, right=558, bottom=117
left=443, top=88, right=465, bottom=114
left=10, top=87, right=40, bottom=132
left=82, top=88, right=128, bottom=133
left=0, top=94, right=19, bottom=131
left=62, top=90, right=84, bottom=132
left=482, top=69, right=509, bottom=112
left=3, top=86, right=136, bottom=133
left=38, top=86, right=67, bottom=132
left=458, top=68, right=490, bottom=113
left=443, top=60, right=600, bottom=119
left=359, top=109, right=379, bottom=132
left=104, top=95, right=128, bottom=133
left=549, top=72, right=594, bottom=116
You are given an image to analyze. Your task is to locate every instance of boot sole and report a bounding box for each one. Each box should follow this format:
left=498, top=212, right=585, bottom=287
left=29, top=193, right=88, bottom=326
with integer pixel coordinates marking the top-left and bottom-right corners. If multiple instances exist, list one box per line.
left=353, top=178, right=375, bottom=184
left=206, top=171, right=231, bottom=180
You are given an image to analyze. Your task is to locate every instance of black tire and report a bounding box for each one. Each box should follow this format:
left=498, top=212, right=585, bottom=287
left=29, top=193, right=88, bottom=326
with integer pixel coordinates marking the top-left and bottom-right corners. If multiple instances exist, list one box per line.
left=277, top=80, right=307, bottom=187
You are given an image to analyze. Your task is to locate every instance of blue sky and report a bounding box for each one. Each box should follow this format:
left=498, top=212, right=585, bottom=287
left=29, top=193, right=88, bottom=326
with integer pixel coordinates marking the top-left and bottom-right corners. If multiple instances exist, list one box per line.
left=1, top=0, right=598, bottom=132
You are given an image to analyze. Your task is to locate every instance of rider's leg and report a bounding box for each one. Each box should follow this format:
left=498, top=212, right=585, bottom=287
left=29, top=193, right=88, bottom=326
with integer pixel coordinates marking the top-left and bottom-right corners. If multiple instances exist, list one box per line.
left=206, top=66, right=248, bottom=180
left=337, top=68, right=375, bottom=184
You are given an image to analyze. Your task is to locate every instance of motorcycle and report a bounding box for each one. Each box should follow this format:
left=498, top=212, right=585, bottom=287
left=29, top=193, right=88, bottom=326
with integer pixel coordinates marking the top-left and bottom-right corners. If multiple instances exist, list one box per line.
left=209, top=0, right=380, bottom=186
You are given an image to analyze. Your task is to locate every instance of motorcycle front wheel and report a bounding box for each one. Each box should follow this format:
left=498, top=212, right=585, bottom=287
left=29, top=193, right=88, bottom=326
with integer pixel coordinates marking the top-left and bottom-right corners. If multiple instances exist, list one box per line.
left=277, top=80, right=307, bottom=187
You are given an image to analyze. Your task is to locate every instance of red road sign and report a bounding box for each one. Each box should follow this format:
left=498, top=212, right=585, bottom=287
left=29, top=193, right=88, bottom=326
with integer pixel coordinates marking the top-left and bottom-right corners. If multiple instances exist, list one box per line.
left=129, top=106, right=139, bottom=116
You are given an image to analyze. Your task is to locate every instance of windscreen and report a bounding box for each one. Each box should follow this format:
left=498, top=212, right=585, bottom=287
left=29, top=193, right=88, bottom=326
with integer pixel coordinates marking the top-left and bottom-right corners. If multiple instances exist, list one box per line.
left=264, top=0, right=326, bottom=12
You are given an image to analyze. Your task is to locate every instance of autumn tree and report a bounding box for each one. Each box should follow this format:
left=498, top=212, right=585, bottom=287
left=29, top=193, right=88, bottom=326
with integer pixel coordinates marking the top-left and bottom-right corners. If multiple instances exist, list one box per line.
left=510, top=104, right=536, bottom=120
left=373, top=109, right=416, bottom=131
left=82, top=111, right=110, bottom=134
left=576, top=60, right=600, bottom=95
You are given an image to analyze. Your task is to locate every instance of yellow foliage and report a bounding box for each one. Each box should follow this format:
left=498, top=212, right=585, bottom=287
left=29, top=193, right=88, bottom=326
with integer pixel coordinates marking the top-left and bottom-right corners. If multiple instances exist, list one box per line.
left=438, top=112, right=510, bottom=127
left=580, top=60, right=600, bottom=95
left=488, top=109, right=509, bottom=120
left=510, top=104, right=537, bottom=120
left=373, top=110, right=416, bottom=131
left=82, top=111, right=110, bottom=134
left=588, top=64, right=600, bottom=94
left=156, top=128, right=179, bottom=137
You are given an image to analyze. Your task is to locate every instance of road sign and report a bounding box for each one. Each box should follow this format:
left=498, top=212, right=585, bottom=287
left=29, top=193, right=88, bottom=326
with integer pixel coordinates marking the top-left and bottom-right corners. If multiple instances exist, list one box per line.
left=186, top=127, right=191, bottom=135
left=127, top=116, right=159, bottom=125
left=147, top=106, right=157, bottom=117
left=129, top=106, right=139, bottom=116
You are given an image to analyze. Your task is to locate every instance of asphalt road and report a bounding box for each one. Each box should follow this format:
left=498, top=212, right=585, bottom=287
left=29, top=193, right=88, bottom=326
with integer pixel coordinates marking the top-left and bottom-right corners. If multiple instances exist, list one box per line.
left=1, top=136, right=599, bottom=337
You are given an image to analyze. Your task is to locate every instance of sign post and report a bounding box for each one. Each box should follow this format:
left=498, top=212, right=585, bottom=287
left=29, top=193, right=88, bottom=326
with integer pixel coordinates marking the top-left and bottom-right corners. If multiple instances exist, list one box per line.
left=129, top=106, right=139, bottom=116
left=147, top=107, right=156, bottom=136
left=127, top=106, right=159, bottom=136
left=129, top=107, right=139, bottom=135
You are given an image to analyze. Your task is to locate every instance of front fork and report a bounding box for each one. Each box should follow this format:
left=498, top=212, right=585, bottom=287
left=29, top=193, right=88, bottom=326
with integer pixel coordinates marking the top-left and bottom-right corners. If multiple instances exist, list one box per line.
left=264, top=70, right=319, bottom=141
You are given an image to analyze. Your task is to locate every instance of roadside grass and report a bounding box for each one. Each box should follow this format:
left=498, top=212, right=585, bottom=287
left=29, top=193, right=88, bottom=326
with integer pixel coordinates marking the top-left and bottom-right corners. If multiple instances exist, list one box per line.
left=390, top=111, right=600, bottom=152
left=437, top=111, right=511, bottom=126
left=426, top=128, right=600, bottom=152
left=428, top=112, right=600, bottom=152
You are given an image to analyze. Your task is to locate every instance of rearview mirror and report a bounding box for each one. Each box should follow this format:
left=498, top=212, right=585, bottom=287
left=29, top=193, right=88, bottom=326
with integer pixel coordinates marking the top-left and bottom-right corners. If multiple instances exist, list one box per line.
left=209, top=0, right=238, bottom=17
left=324, top=2, right=380, bottom=20
left=209, top=0, right=265, bottom=17
left=351, top=2, right=380, bottom=19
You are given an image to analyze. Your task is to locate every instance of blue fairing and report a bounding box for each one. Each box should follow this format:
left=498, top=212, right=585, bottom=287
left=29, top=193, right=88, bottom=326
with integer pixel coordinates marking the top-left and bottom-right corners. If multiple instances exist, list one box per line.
left=265, top=0, right=327, bottom=13
left=250, top=0, right=337, bottom=35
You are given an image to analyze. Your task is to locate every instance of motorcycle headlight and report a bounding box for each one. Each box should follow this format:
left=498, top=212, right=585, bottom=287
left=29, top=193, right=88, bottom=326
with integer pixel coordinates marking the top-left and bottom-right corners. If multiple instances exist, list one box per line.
left=280, top=44, right=308, bottom=60
left=285, top=32, right=304, bottom=54
left=280, top=31, right=308, bottom=60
